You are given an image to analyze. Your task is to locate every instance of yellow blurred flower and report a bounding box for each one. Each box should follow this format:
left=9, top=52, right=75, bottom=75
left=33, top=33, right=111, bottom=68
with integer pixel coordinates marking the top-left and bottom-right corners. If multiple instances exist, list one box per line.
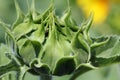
left=76, top=0, right=109, bottom=24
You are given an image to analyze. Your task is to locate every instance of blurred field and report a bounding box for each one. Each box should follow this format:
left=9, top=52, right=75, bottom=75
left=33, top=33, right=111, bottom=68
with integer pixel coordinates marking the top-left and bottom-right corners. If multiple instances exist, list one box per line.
left=0, top=0, right=120, bottom=80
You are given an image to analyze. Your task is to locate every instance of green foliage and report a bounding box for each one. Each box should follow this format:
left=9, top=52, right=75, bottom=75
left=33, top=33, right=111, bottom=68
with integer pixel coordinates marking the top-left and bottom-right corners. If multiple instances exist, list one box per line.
left=0, top=0, right=120, bottom=80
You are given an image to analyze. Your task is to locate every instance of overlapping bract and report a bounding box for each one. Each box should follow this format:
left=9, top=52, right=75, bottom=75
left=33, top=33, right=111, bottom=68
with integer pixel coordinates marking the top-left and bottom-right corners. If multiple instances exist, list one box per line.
left=0, top=0, right=120, bottom=80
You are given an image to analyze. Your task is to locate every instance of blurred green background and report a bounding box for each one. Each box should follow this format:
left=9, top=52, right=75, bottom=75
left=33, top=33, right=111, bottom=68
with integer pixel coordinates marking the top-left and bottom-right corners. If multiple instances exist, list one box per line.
left=0, top=0, right=120, bottom=80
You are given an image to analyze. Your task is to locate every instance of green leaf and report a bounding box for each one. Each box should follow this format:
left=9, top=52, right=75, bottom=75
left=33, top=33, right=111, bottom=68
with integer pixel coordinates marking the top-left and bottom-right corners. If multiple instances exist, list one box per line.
left=0, top=21, right=16, bottom=50
left=92, top=36, right=120, bottom=58
left=93, top=56, right=120, bottom=67
left=19, top=41, right=36, bottom=64
left=0, top=44, right=11, bottom=65
left=71, top=32, right=90, bottom=64
left=28, top=58, right=50, bottom=75
left=40, top=35, right=64, bottom=70
left=69, top=63, right=97, bottom=80
left=60, top=8, right=78, bottom=31
left=12, top=0, right=25, bottom=28
left=91, top=36, right=120, bottom=67
left=82, top=13, right=93, bottom=44
left=30, top=24, right=45, bottom=43
left=16, top=65, right=29, bottom=80
left=0, top=61, right=19, bottom=78
left=53, top=57, right=76, bottom=76
left=13, top=23, right=37, bottom=40
left=32, top=3, right=53, bottom=22
left=19, top=40, right=41, bottom=64
left=30, top=0, right=40, bottom=22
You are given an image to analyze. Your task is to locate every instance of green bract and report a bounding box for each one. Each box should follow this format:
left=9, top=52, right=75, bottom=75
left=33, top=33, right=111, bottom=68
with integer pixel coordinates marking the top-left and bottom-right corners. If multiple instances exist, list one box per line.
left=0, top=0, right=120, bottom=80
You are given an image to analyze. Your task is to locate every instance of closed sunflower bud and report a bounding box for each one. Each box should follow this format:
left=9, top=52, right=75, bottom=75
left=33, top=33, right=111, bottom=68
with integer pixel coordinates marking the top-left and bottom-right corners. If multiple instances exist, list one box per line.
left=12, top=0, right=93, bottom=77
